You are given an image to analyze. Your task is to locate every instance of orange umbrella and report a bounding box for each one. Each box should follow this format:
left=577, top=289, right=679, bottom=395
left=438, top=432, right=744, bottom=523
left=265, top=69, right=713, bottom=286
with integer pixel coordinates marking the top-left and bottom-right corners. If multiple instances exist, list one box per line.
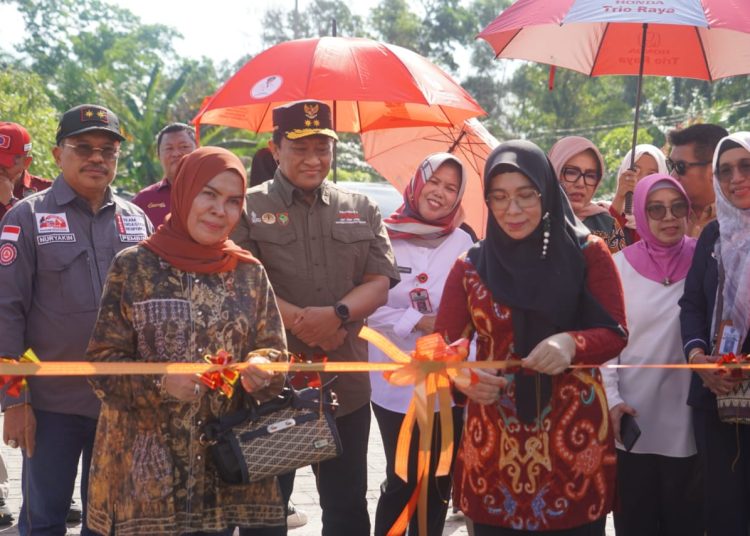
left=193, top=36, right=485, bottom=136
left=361, top=118, right=498, bottom=239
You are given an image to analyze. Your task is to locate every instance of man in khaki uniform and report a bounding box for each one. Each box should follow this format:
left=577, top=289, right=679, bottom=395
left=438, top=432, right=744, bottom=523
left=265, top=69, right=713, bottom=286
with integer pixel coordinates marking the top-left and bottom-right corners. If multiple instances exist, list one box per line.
left=232, top=100, right=398, bottom=535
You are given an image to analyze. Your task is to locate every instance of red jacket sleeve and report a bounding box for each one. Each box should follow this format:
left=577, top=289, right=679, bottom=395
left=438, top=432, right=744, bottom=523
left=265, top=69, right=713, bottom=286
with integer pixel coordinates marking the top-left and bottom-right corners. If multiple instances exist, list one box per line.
left=568, top=236, right=628, bottom=365
left=435, top=257, right=474, bottom=343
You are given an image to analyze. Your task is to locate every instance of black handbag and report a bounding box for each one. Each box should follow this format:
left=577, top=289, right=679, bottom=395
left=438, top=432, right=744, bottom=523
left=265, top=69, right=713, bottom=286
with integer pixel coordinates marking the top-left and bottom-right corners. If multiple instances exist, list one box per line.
left=200, top=383, right=342, bottom=484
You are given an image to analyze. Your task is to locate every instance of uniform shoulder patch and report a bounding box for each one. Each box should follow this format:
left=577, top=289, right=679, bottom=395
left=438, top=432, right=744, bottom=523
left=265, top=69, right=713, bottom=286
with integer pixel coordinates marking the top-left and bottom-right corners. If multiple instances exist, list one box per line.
left=0, top=243, right=18, bottom=266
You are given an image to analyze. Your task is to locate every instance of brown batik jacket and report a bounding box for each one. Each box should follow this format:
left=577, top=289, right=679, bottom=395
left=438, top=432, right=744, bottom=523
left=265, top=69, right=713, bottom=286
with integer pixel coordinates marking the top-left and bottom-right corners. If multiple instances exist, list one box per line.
left=86, top=245, right=287, bottom=536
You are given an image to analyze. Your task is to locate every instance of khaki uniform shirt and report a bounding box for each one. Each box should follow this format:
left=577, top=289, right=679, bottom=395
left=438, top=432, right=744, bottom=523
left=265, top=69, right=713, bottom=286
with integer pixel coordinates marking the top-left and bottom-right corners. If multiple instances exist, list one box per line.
left=0, top=176, right=152, bottom=418
left=232, top=171, right=399, bottom=416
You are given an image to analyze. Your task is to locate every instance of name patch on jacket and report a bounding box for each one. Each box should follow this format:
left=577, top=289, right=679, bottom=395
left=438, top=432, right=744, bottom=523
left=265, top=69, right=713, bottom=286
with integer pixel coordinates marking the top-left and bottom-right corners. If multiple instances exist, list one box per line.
left=116, top=214, right=148, bottom=242
left=37, top=234, right=76, bottom=245
left=336, top=210, right=364, bottom=224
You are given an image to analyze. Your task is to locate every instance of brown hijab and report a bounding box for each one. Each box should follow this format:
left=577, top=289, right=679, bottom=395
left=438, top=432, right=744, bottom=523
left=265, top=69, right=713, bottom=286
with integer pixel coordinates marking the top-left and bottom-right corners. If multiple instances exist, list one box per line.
left=143, top=146, right=258, bottom=273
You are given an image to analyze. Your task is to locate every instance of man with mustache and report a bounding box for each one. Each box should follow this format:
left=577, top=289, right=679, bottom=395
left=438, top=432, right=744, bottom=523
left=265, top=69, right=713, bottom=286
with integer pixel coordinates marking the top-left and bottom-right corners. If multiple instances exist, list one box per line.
left=133, top=122, right=197, bottom=227
left=0, top=104, right=152, bottom=535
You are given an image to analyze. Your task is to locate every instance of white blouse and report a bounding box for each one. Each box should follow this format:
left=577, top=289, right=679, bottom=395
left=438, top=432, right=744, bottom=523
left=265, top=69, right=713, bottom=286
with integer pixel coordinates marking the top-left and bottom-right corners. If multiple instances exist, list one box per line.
left=603, top=253, right=696, bottom=457
left=368, top=229, right=474, bottom=413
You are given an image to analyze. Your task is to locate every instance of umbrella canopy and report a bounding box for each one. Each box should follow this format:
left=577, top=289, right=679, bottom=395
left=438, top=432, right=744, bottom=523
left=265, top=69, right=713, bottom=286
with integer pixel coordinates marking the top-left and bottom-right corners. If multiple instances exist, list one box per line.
left=479, top=0, right=750, bottom=214
left=478, top=0, right=750, bottom=81
left=361, top=118, right=499, bottom=239
left=194, top=36, right=485, bottom=134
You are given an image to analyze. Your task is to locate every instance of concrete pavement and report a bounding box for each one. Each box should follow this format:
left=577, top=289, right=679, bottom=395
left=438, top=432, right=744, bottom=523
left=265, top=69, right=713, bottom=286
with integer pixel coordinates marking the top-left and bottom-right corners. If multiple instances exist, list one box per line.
left=0, top=412, right=614, bottom=535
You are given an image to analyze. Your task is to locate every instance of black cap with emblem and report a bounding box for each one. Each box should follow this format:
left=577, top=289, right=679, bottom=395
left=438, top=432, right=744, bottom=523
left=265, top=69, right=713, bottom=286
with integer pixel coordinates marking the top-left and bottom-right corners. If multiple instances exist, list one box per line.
left=56, top=104, right=125, bottom=144
left=272, top=100, right=338, bottom=141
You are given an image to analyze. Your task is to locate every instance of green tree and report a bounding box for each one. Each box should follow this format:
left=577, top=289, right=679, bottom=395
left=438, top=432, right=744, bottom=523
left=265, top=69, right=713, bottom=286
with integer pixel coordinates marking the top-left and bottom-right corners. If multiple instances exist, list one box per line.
left=0, top=66, right=59, bottom=180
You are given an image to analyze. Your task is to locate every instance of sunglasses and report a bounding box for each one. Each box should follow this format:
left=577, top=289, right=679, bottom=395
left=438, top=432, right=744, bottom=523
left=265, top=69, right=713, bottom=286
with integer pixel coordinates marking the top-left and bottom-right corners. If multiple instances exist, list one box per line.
left=560, top=166, right=601, bottom=187
left=64, top=143, right=120, bottom=161
left=666, top=158, right=711, bottom=176
left=646, top=201, right=689, bottom=221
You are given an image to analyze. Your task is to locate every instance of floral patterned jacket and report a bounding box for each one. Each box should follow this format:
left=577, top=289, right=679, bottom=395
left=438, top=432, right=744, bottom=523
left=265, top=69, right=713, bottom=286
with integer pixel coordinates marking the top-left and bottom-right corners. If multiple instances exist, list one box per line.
left=86, top=245, right=287, bottom=536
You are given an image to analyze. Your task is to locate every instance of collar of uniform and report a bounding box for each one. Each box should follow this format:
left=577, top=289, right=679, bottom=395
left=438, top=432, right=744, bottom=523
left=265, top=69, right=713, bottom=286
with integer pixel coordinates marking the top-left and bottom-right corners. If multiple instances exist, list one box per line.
left=156, top=178, right=171, bottom=191
left=53, top=173, right=115, bottom=209
left=274, top=169, right=331, bottom=207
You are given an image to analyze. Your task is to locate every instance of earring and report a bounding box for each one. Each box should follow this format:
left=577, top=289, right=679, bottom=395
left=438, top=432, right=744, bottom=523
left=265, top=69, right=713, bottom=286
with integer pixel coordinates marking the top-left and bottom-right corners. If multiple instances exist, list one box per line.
left=541, top=212, right=550, bottom=259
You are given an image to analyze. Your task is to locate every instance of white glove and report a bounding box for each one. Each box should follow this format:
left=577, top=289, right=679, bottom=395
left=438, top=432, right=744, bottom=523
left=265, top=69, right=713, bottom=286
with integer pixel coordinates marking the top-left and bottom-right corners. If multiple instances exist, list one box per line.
left=523, top=333, right=575, bottom=375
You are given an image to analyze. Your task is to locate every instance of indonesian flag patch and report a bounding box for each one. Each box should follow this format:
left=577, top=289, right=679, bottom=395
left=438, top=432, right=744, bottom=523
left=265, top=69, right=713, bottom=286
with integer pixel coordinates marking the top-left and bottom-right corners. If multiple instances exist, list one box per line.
left=1, top=225, right=20, bottom=242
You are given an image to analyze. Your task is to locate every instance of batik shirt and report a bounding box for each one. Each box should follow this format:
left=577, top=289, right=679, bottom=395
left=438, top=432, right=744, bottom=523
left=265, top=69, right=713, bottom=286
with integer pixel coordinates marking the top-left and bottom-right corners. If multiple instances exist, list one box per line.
left=86, top=246, right=287, bottom=536
left=435, top=236, right=626, bottom=531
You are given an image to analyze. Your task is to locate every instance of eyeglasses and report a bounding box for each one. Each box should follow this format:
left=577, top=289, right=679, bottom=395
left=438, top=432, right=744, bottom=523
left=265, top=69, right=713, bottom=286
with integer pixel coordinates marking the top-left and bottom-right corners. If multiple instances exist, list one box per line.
left=666, top=158, right=711, bottom=176
left=560, top=166, right=601, bottom=187
left=717, top=159, right=750, bottom=183
left=64, top=143, right=120, bottom=161
left=486, top=189, right=541, bottom=212
left=646, top=201, right=689, bottom=221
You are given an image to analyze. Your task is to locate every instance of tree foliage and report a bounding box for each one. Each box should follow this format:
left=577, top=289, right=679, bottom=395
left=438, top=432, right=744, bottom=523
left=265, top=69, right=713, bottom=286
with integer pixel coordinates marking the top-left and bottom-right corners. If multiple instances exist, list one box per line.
left=2, top=0, right=750, bottom=191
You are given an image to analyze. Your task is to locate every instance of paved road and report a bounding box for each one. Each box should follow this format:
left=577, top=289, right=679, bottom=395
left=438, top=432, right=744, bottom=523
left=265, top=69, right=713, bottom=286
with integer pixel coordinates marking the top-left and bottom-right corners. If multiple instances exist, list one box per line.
left=0, top=412, right=615, bottom=535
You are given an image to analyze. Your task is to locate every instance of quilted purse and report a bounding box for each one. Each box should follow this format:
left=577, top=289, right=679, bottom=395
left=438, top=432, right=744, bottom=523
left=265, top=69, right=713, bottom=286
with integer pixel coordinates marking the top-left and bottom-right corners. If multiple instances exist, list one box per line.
left=200, top=384, right=342, bottom=484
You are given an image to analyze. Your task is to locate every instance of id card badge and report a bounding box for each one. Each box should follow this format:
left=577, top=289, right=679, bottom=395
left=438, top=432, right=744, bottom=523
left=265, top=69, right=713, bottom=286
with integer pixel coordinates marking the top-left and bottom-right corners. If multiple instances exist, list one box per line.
left=409, top=288, right=433, bottom=314
left=717, top=320, right=741, bottom=355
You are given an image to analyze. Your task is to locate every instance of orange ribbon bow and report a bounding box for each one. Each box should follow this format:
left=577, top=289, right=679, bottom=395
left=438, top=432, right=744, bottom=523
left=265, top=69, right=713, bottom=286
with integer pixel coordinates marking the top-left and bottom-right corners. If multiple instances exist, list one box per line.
left=359, top=326, right=473, bottom=536
left=0, top=349, right=41, bottom=398
left=198, top=350, right=240, bottom=397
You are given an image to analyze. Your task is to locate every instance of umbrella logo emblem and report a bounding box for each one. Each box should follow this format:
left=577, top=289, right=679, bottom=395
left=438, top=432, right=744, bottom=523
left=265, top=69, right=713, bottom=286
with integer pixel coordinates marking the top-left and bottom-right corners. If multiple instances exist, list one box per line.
left=250, top=75, right=283, bottom=99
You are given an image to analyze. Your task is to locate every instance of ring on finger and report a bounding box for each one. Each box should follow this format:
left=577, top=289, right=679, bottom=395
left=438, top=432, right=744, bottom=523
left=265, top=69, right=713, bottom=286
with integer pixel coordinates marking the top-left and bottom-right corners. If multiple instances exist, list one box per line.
left=7, top=439, right=18, bottom=449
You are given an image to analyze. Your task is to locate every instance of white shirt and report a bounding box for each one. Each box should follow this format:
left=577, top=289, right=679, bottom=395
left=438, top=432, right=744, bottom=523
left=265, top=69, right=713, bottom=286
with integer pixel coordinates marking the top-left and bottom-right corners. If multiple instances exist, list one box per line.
left=368, top=229, right=474, bottom=413
left=603, top=253, right=696, bottom=457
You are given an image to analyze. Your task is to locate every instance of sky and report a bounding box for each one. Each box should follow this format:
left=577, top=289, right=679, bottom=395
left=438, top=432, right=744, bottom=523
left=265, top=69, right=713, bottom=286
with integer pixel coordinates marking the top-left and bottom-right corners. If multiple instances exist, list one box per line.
left=0, top=0, right=382, bottom=66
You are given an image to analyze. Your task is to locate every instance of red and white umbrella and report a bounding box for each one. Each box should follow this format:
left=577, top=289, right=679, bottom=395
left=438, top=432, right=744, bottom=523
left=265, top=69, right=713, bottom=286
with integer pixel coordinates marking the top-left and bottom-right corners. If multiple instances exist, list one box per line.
left=479, top=0, right=750, bottom=80
left=478, top=0, right=750, bottom=209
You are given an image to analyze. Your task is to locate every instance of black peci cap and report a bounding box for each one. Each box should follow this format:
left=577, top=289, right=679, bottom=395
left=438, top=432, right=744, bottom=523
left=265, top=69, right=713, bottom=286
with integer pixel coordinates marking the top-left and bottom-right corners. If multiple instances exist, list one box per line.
left=56, top=104, right=125, bottom=144
left=272, top=100, right=338, bottom=141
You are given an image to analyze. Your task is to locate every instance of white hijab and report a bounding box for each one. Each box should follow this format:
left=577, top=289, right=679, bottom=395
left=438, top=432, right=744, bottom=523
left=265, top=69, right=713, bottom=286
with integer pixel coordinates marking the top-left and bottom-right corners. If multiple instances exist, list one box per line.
left=617, top=144, right=668, bottom=178
left=713, top=132, right=750, bottom=346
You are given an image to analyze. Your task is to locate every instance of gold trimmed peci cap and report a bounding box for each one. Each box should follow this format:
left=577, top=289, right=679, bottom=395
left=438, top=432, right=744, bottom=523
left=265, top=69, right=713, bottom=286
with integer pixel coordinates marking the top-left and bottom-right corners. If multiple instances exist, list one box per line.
left=272, top=100, right=338, bottom=141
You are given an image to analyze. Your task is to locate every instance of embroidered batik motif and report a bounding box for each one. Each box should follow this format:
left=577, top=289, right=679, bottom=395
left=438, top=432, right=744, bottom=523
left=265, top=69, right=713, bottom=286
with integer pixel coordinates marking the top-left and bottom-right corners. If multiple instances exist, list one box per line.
left=448, top=261, right=617, bottom=531
left=86, top=246, right=287, bottom=536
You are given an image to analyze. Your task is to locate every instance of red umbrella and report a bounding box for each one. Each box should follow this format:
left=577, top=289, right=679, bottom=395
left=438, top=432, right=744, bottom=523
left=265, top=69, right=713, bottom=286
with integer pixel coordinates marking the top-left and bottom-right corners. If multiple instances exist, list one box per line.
left=479, top=0, right=750, bottom=80
left=478, top=0, right=750, bottom=211
left=193, top=36, right=485, bottom=136
left=361, top=118, right=499, bottom=239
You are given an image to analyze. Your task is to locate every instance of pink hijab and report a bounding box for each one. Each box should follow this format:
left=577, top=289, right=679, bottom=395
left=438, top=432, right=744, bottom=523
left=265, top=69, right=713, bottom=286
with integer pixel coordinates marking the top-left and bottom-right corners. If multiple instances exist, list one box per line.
left=548, top=136, right=609, bottom=219
left=622, top=173, right=696, bottom=285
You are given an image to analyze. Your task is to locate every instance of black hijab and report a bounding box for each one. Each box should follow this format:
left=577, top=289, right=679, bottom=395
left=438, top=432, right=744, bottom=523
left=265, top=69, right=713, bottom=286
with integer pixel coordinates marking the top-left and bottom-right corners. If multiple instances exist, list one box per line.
left=467, top=140, right=622, bottom=423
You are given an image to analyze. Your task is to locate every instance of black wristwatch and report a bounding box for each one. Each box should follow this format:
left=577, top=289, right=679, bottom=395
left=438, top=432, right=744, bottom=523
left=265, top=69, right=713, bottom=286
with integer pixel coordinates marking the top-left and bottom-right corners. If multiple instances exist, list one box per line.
left=333, top=302, right=350, bottom=323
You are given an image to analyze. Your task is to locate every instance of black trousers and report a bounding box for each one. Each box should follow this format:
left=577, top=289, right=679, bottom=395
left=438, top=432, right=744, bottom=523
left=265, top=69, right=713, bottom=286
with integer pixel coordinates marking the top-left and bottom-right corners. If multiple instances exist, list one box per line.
left=311, top=403, right=371, bottom=536
left=693, top=407, right=750, bottom=536
left=371, top=403, right=464, bottom=536
left=613, top=450, right=702, bottom=536
left=473, top=518, right=605, bottom=536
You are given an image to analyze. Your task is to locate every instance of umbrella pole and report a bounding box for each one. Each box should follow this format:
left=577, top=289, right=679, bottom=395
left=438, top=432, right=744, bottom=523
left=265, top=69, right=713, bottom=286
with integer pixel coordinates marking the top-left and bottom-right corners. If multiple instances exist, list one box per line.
left=625, top=23, right=648, bottom=215
left=332, top=18, right=338, bottom=183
